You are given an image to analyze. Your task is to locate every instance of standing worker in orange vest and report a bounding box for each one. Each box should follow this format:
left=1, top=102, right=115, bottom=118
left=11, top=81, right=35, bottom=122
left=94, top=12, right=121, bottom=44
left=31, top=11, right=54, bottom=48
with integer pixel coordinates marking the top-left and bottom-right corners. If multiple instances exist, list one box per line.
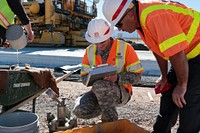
left=102, top=0, right=200, bottom=132
left=0, top=0, right=34, bottom=48
left=73, top=18, right=144, bottom=122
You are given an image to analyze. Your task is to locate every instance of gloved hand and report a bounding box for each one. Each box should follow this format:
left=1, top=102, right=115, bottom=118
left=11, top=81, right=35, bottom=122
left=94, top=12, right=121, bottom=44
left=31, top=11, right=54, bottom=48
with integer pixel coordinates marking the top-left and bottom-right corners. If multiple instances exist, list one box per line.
left=2, top=39, right=10, bottom=49
left=155, top=82, right=172, bottom=94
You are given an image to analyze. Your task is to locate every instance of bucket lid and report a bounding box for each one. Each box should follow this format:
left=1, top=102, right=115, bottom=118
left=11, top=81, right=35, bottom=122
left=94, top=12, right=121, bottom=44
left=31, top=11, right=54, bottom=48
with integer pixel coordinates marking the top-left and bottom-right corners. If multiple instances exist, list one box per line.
left=6, top=24, right=24, bottom=40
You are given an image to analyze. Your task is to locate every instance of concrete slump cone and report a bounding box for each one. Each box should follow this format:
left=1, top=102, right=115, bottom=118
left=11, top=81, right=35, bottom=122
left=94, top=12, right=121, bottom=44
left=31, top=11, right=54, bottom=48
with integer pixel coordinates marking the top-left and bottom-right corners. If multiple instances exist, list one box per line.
left=0, top=112, right=39, bottom=133
left=6, top=24, right=27, bottom=50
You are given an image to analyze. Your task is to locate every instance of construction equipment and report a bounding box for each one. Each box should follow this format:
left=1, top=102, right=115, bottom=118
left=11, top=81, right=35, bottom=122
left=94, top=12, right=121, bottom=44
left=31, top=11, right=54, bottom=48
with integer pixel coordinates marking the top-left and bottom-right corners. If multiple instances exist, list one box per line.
left=16, top=0, right=98, bottom=46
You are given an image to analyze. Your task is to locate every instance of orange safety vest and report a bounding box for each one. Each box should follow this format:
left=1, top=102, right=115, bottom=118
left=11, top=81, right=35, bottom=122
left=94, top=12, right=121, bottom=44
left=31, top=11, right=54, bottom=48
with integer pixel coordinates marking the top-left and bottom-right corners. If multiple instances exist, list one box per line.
left=81, top=39, right=144, bottom=95
left=137, top=1, right=200, bottom=60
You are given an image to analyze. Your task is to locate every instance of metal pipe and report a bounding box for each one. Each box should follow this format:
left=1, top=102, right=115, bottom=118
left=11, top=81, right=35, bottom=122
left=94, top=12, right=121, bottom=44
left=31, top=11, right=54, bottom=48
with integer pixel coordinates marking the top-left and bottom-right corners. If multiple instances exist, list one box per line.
left=45, top=0, right=51, bottom=24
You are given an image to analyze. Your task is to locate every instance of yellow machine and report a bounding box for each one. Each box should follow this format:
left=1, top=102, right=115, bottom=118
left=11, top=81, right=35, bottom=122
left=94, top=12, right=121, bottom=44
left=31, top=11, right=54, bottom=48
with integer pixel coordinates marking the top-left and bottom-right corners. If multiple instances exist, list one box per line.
left=16, top=0, right=98, bottom=46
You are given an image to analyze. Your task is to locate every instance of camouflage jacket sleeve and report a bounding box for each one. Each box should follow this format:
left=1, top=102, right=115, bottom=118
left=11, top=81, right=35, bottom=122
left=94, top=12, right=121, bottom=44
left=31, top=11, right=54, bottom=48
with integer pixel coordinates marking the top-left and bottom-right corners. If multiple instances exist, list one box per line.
left=82, top=72, right=141, bottom=85
left=81, top=74, right=88, bottom=85
left=118, top=73, right=141, bottom=85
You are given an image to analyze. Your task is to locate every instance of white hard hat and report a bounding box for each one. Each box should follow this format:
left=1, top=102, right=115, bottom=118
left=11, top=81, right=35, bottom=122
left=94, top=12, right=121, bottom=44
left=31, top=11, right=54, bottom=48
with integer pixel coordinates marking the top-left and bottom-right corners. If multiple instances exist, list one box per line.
left=102, top=0, right=133, bottom=26
left=85, top=18, right=114, bottom=44
left=6, top=24, right=27, bottom=50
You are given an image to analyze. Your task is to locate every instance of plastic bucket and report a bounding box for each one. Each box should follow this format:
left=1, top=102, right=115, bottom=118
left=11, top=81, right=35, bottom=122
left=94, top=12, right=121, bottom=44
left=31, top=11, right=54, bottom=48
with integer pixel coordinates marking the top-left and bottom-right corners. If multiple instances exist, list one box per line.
left=0, top=112, right=39, bottom=133
left=6, top=24, right=27, bottom=50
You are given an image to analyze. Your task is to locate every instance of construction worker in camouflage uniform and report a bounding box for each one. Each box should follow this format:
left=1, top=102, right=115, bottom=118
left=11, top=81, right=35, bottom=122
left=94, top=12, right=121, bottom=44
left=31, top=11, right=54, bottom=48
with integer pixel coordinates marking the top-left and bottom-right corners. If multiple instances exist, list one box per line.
left=73, top=18, right=144, bottom=122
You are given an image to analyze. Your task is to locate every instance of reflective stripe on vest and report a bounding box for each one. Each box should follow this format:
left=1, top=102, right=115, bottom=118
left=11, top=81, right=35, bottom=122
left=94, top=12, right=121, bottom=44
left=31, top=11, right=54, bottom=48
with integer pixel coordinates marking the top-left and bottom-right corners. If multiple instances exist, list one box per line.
left=87, top=44, right=96, bottom=68
left=126, top=61, right=143, bottom=73
left=140, top=4, right=200, bottom=56
left=0, top=0, right=15, bottom=28
left=159, top=33, right=187, bottom=52
left=80, top=64, right=90, bottom=76
left=186, top=42, right=200, bottom=60
left=0, top=12, right=10, bottom=27
left=116, top=41, right=127, bottom=72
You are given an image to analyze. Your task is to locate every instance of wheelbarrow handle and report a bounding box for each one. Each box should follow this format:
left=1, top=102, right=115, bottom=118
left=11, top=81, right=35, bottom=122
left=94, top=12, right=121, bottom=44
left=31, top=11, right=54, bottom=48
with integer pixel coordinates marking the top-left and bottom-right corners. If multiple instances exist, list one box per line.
left=56, top=68, right=80, bottom=84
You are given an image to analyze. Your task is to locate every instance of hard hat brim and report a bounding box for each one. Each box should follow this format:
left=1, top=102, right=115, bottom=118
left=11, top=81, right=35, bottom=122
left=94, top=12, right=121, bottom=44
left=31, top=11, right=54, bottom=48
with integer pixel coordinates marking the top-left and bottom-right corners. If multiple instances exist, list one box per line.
left=103, top=0, right=133, bottom=26
left=85, top=26, right=114, bottom=44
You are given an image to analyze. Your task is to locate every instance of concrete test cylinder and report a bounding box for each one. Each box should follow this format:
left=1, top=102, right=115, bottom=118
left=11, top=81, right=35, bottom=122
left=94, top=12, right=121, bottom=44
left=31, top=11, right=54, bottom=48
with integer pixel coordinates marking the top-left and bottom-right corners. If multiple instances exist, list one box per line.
left=0, top=112, right=39, bottom=133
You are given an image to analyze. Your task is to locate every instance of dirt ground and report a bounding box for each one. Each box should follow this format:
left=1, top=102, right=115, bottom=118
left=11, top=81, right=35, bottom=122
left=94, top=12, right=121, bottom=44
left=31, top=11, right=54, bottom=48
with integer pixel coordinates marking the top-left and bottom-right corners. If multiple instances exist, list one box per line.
left=17, top=80, right=179, bottom=133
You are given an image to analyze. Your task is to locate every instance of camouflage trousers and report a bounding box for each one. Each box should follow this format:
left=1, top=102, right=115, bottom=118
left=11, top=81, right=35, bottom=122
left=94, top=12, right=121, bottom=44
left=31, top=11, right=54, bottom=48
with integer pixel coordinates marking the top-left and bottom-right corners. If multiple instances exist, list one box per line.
left=73, top=80, right=130, bottom=122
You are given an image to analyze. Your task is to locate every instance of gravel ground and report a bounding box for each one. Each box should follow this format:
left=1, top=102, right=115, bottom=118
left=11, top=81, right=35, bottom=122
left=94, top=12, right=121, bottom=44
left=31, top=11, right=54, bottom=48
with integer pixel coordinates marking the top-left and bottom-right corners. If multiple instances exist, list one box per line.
left=0, top=69, right=178, bottom=133
left=15, top=78, right=178, bottom=133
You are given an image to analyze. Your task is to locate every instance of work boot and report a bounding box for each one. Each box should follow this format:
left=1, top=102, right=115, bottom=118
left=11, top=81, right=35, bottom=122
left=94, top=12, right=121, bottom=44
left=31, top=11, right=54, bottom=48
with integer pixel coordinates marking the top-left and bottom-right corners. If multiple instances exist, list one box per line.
left=101, top=114, right=108, bottom=123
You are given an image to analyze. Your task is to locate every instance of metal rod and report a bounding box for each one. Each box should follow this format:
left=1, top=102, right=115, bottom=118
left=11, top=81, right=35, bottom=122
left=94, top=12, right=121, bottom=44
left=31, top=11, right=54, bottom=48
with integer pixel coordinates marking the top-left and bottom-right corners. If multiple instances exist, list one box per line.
left=56, top=68, right=80, bottom=83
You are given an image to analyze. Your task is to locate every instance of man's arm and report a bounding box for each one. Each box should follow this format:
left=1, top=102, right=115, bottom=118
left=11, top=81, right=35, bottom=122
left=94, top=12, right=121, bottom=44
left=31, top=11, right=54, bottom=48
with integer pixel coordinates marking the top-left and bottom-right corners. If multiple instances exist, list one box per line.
left=7, top=0, right=29, bottom=25
left=7, top=0, right=34, bottom=42
left=153, top=52, right=168, bottom=88
left=153, top=52, right=168, bottom=79
left=169, top=51, right=188, bottom=108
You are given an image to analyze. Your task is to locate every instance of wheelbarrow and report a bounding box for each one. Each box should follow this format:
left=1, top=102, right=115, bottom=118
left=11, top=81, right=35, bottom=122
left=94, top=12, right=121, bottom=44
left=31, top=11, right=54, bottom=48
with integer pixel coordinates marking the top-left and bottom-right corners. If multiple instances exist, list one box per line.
left=56, top=119, right=150, bottom=133
left=0, top=67, right=80, bottom=115
left=0, top=69, right=43, bottom=113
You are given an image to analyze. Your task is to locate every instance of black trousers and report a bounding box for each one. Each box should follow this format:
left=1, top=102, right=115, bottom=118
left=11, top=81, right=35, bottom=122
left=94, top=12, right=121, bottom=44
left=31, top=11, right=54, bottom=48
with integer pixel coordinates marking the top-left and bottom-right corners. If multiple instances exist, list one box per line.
left=153, top=55, right=200, bottom=133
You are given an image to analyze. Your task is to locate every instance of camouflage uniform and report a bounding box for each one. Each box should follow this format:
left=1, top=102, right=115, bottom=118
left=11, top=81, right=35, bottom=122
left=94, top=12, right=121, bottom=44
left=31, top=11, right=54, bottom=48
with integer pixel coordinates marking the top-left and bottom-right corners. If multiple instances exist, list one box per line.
left=73, top=43, right=141, bottom=122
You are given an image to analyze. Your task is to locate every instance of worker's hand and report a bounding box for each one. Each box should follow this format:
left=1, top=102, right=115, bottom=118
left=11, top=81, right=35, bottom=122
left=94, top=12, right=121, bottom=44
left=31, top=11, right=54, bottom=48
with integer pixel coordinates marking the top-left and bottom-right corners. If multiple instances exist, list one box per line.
left=27, top=32, right=35, bottom=42
left=104, top=74, right=117, bottom=83
left=172, top=85, right=187, bottom=108
left=155, top=75, right=167, bottom=91
left=2, top=39, right=11, bottom=49
left=24, top=23, right=34, bottom=42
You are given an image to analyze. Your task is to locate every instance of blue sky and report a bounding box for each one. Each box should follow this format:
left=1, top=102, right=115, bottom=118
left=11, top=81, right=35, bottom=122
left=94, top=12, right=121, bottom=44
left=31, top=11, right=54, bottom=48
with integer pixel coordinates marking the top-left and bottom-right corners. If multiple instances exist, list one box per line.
left=97, top=0, right=200, bottom=19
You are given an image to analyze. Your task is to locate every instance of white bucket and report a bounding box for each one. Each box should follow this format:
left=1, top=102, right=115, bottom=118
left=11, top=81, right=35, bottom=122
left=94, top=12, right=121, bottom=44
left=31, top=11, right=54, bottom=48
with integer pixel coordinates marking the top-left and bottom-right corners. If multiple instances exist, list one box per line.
left=0, top=112, right=39, bottom=133
left=6, top=24, right=27, bottom=50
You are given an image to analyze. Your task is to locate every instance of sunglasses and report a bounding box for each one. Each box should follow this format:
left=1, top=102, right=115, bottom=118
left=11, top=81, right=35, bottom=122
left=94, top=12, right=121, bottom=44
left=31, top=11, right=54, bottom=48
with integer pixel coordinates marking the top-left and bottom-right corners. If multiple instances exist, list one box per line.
left=115, top=8, right=134, bottom=28
left=115, top=14, right=126, bottom=28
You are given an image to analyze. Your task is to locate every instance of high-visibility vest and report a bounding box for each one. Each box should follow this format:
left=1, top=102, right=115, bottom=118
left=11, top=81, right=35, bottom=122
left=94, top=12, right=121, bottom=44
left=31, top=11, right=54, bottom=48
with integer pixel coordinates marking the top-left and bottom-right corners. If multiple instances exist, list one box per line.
left=81, top=39, right=144, bottom=95
left=0, top=0, right=15, bottom=28
left=137, top=1, right=200, bottom=60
